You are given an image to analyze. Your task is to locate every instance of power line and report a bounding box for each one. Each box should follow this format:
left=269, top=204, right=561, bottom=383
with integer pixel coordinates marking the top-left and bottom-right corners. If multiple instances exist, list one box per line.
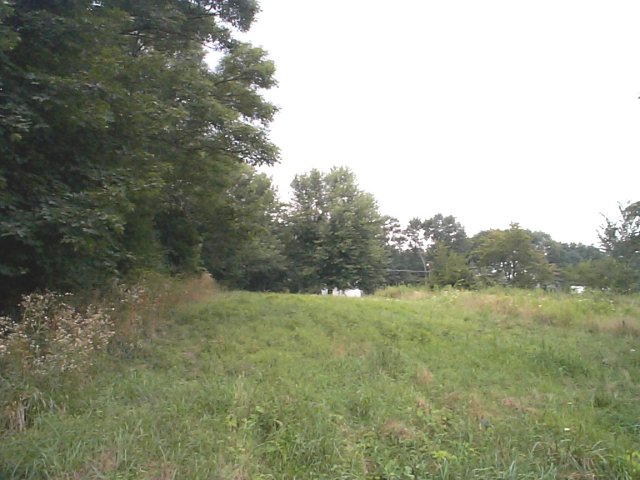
left=386, top=269, right=428, bottom=274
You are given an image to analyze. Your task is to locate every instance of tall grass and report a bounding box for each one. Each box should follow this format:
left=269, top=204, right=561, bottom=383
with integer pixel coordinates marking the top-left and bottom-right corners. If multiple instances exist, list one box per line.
left=376, top=285, right=640, bottom=333
left=0, top=273, right=219, bottom=436
left=1, top=286, right=639, bottom=478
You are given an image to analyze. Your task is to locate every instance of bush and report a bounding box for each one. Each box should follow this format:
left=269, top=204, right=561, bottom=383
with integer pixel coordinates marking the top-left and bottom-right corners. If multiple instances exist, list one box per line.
left=0, top=273, right=218, bottom=433
left=0, top=292, right=114, bottom=432
left=0, top=293, right=114, bottom=375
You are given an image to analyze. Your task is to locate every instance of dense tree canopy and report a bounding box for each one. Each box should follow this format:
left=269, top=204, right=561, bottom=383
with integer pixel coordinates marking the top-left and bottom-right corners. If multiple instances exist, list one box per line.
left=422, top=214, right=469, bottom=253
left=0, top=0, right=278, bottom=306
left=470, top=224, right=552, bottom=288
left=428, top=243, right=473, bottom=288
left=203, top=166, right=287, bottom=291
left=285, top=167, right=388, bottom=293
left=386, top=214, right=469, bottom=288
left=593, top=201, right=640, bottom=291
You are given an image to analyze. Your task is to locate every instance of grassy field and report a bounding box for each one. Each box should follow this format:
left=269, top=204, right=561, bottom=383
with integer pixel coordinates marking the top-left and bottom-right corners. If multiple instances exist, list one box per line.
left=2, top=288, right=640, bottom=479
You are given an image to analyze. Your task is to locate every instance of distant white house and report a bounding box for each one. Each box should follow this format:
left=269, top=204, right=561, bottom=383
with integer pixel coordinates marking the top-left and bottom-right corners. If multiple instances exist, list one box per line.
left=321, top=287, right=363, bottom=297
left=344, top=288, right=363, bottom=298
left=570, top=285, right=585, bottom=294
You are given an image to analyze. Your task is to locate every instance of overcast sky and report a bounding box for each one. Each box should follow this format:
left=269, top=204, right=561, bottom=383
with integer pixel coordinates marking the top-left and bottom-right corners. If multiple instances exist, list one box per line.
left=239, top=1, right=640, bottom=246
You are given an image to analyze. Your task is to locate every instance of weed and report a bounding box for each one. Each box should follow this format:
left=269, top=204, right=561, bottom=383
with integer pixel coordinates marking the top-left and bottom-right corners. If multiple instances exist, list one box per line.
left=0, top=292, right=114, bottom=376
left=416, top=367, right=433, bottom=386
left=0, top=293, right=114, bottom=433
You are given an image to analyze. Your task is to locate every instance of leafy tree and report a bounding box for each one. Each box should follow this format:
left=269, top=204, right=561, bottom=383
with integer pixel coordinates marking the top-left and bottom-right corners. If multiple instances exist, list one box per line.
left=203, top=166, right=287, bottom=291
left=284, top=169, right=328, bottom=292
left=285, top=167, right=388, bottom=293
left=383, top=217, right=426, bottom=285
left=396, top=214, right=469, bottom=286
left=471, top=224, right=552, bottom=288
left=321, top=168, right=388, bottom=292
left=402, top=218, right=431, bottom=279
left=528, top=231, right=603, bottom=288
left=598, top=201, right=640, bottom=291
left=423, top=214, right=469, bottom=253
left=429, top=243, right=474, bottom=288
left=0, top=0, right=278, bottom=307
left=564, top=257, right=635, bottom=292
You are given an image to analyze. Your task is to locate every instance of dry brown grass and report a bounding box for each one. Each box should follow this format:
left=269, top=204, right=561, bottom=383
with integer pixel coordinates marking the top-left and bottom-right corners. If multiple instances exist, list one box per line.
left=58, top=450, right=118, bottom=479
left=146, top=461, right=177, bottom=480
left=465, top=393, right=519, bottom=426
left=112, top=273, right=218, bottom=344
left=416, top=396, right=431, bottom=415
left=416, top=367, right=433, bottom=386
left=333, top=343, right=347, bottom=358
left=382, top=419, right=414, bottom=441
left=363, top=457, right=375, bottom=475
left=461, top=294, right=520, bottom=317
left=460, top=292, right=585, bottom=327
left=334, top=341, right=370, bottom=359
left=356, top=342, right=371, bottom=357
left=405, top=290, right=432, bottom=300
left=63, top=453, right=177, bottom=480
left=588, top=317, right=640, bottom=337
left=4, top=400, right=26, bottom=433
left=566, top=472, right=597, bottom=480
left=442, top=391, right=463, bottom=411
left=500, top=396, right=523, bottom=411
left=467, top=395, right=491, bottom=422
left=230, top=468, right=249, bottom=480
left=174, top=273, right=218, bottom=304
left=94, top=451, right=118, bottom=475
left=182, top=350, right=198, bottom=360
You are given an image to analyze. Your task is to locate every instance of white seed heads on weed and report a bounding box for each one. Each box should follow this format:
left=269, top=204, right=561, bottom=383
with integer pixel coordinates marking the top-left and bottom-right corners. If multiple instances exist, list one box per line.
left=0, top=292, right=115, bottom=375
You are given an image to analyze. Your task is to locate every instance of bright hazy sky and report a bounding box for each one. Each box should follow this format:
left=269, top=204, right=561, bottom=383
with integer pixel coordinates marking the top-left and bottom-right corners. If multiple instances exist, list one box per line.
left=239, top=1, right=640, bottom=246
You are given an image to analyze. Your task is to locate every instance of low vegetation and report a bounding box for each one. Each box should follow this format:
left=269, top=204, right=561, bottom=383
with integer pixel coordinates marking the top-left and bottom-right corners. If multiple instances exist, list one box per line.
left=2, top=284, right=639, bottom=479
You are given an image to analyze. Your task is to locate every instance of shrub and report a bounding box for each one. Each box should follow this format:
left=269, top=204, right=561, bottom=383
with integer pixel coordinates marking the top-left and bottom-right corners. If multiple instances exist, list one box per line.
left=0, top=292, right=114, bottom=432
left=0, top=273, right=218, bottom=433
left=0, top=292, right=114, bottom=375
left=108, top=272, right=218, bottom=348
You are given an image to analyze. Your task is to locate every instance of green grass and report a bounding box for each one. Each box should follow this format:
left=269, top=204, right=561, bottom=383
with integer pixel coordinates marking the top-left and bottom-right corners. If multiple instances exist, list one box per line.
left=2, top=289, right=640, bottom=479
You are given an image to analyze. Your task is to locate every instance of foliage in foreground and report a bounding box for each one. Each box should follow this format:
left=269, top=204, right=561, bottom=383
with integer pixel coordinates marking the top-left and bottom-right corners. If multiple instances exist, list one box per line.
left=1, top=288, right=639, bottom=478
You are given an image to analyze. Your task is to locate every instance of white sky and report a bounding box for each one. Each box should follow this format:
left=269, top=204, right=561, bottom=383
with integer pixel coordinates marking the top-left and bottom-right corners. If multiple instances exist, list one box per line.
left=240, top=0, right=640, bottom=246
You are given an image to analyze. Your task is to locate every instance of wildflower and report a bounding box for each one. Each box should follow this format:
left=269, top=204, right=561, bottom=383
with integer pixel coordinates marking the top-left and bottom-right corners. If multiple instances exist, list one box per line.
left=0, top=292, right=114, bottom=376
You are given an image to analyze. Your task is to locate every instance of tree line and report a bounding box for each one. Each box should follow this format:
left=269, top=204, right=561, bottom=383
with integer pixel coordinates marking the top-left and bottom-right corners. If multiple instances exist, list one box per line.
left=1, top=2, right=638, bottom=311
left=200, top=166, right=639, bottom=295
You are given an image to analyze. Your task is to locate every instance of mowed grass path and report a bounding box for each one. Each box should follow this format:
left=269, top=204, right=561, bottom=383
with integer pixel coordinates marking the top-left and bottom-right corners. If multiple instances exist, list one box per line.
left=2, top=290, right=640, bottom=479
